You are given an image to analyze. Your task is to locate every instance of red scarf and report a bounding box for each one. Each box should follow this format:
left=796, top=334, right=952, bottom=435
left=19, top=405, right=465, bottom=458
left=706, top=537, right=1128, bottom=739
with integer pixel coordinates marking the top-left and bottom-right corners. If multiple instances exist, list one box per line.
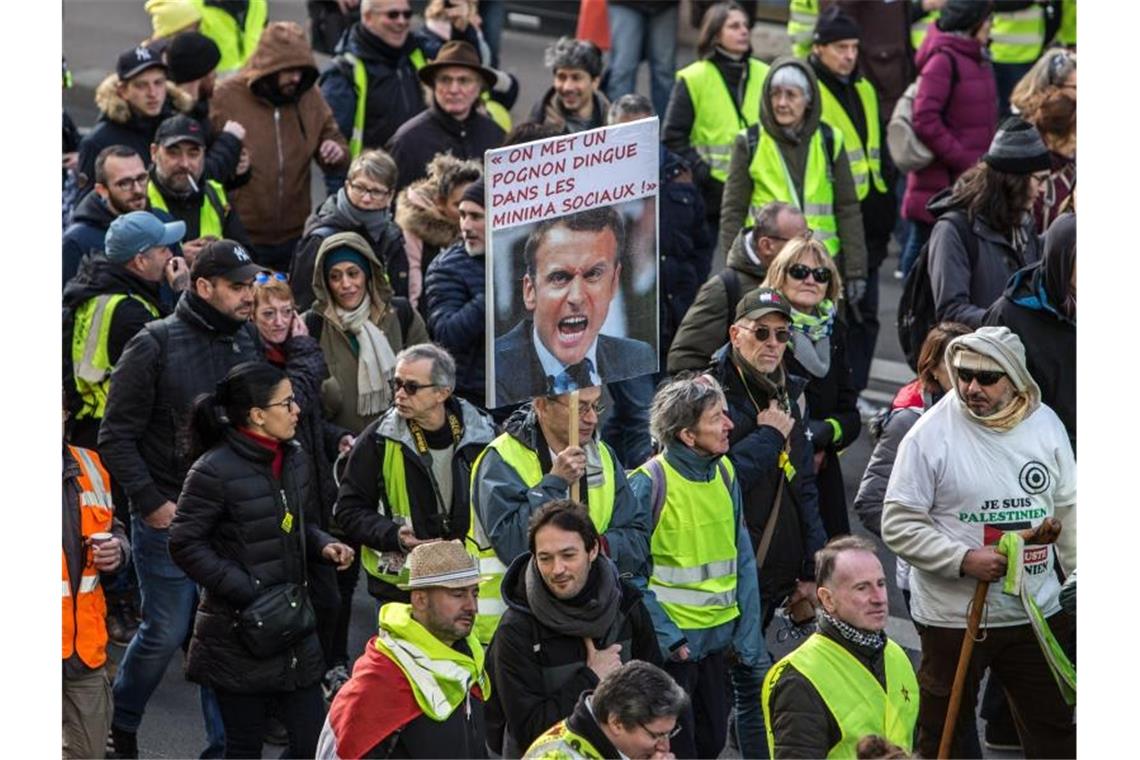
left=239, top=428, right=284, bottom=479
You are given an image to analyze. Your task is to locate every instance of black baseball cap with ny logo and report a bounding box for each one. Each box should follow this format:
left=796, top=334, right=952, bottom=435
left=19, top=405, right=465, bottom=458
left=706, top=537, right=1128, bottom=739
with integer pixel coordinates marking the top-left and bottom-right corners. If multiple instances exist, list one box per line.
left=190, top=241, right=264, bottom=283
left=117, top=44, right=167, bottom=81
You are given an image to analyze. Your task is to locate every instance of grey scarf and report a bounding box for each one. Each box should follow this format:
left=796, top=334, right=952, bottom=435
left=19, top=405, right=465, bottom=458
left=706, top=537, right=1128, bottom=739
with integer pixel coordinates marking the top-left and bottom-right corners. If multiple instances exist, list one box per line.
left=790, top=331, right=831, bottom=378
left=525, top=556, right=623, bottom=642
left=336, top=188, right=391, bottom=243
left=818, top=608, right=886, bottom=651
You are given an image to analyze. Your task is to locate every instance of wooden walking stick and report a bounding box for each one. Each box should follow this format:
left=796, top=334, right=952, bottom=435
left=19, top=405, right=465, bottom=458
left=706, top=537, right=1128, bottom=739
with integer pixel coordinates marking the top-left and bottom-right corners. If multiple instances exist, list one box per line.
left=937, top=517, right=1062, bottom=759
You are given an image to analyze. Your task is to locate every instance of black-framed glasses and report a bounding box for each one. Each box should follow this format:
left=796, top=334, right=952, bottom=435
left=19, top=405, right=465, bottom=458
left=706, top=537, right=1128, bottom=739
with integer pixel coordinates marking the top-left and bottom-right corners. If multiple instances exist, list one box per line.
left=957, top=368, right=1006, bottom=387
left=383, top=9, right=413, bottom=19
left=262, top=395, right=298, bottom=410
left=390, top=377, right=438, bottom=396
left=111, top=173, right=149, bottom=191
left=788, top=263, right=832, bottom=283
left=255, top=271, right=288, bottom=284
left=347, top=181, right=392, bottom=201
left=549, top=396, right=606, bottom=417
left=750, top=325, right=791, bottom=344
left=639, top=722, right=682, bottom=743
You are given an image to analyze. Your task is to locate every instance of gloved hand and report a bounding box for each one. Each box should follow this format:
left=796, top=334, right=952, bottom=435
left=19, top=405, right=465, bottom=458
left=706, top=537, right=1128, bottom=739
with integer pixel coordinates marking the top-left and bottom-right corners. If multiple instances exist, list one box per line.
left=845, top=276, right=867, bottom=307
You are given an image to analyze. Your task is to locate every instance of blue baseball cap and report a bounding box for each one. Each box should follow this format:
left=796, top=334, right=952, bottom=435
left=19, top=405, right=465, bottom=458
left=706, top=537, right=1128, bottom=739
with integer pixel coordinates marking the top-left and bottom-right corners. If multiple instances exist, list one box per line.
left=104, top=211, right=186, bottom=264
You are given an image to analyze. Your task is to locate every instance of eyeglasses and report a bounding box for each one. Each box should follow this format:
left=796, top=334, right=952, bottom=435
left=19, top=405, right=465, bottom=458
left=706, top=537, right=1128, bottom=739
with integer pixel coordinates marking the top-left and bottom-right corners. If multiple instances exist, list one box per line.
left=262, top=395, right=298, bottom=410
left=110, top=173, right=149, bottom=192
left=549, top=397, right=607, bottom=417
left=390, top=377, right=439, bottom=396
left=347, top=182, right=392, bottom=201
left=1029, top=171, right=1051, bottom=184
left=749, top=325, right=791, bottom=344
left=639, top=722, right=682, bottom=743
left=383, top=9, right=413, bottom=19
left=788, top=263, right=832, bottom=284
left=957, top=368, right=1006, bottom=387
left=255, top=271, right=288, bottom=284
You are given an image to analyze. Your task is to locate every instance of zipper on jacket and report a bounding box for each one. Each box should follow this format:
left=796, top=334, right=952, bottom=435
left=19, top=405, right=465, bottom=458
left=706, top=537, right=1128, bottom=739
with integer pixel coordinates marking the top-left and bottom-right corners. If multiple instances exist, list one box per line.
left=273, top=108, right=285, bottom=229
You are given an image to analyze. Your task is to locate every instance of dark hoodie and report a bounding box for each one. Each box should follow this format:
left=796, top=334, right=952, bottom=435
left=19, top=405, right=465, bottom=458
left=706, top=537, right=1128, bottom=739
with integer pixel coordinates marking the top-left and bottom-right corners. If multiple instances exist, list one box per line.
left=210, top=21, right=350, bottom=245
left=718, top=57, right=867, bottom=278
left=62, top=192, right=119, bottom=288
left=984, top=212, right=1075, bottom=451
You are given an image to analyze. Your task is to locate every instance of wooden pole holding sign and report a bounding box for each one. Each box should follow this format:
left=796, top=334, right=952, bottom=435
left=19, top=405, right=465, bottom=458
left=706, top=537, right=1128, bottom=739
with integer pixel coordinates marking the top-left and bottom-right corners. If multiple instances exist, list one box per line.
left=568, top=389, right=580, bottom=502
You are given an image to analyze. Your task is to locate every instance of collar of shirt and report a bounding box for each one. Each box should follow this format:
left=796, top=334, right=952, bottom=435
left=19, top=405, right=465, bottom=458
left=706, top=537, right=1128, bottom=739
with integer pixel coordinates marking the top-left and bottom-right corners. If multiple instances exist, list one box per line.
left=584, top=696, right=630, bottom=760
left=532, top=325, right=601, bottom=387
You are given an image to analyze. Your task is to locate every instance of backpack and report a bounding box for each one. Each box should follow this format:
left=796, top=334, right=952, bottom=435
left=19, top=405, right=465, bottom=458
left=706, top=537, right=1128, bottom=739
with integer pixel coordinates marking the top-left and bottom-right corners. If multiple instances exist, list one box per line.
left=896, top=210, right=977, bottom=371
left=887, top=51, right=958, bottom=173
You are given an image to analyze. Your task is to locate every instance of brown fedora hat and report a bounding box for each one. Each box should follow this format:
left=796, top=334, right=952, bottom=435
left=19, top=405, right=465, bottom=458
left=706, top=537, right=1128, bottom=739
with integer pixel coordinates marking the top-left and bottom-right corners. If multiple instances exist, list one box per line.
left=418, top=40, right=497, bottom=90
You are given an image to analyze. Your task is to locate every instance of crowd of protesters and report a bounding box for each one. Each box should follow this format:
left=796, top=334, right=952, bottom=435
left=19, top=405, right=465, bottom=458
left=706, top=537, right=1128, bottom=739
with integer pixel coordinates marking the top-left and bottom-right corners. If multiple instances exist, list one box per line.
left=63, top=0, right=1076, bottom=758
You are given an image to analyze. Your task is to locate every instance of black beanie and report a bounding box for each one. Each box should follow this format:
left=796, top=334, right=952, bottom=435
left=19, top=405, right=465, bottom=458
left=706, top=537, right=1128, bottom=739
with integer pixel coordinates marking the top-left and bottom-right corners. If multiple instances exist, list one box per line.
left=936, top=0, right=993, bottom=34
left=983, top=117, right=1052, bottom=175
left=164, top=31, right=221, bottom=84
left=812, top=6, right=861, bottom=45
left=461, top=179, right=485, bottom=208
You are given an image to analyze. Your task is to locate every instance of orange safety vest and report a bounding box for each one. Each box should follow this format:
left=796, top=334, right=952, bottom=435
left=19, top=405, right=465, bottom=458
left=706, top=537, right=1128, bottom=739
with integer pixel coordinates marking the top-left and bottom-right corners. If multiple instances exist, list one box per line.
left=62, top=445, right=114, bottom=668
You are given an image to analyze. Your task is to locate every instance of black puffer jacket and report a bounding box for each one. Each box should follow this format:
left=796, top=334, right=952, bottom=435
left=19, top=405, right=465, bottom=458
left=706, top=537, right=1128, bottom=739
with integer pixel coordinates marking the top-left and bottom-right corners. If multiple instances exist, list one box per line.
left=170, top=430, right=336, bottom=694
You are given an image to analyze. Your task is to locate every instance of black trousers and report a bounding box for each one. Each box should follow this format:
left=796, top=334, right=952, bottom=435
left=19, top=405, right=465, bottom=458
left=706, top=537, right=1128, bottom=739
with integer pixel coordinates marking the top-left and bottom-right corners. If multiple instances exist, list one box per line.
left=665, top=650, right=731, bottom=759
left=213, top=683, right=325, bottom=758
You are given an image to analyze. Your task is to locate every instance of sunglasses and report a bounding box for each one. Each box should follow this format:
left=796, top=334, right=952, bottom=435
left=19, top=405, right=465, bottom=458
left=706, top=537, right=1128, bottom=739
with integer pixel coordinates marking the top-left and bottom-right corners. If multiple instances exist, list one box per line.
left=957, top=368, right=1006, bottom=387
left=383, top=9, right=413, bottom=19
left=788, top=263, right=831, bottom=284
left=389, top=377, right=438, bottom=396
left=255, top=271, right=288, bottom=284
left=750, top=325, right=791, bottom=344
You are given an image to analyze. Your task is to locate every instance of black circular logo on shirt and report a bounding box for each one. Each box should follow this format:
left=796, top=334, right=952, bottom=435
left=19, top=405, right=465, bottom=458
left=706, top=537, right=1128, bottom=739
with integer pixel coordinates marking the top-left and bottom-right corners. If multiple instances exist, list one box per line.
left=1019, top=461, right=1051, bottom=495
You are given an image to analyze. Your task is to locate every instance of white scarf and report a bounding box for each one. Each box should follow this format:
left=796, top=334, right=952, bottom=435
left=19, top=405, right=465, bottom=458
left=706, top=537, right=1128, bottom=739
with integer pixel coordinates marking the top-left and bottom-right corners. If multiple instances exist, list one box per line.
left=334, top=293, right=397, bottom=416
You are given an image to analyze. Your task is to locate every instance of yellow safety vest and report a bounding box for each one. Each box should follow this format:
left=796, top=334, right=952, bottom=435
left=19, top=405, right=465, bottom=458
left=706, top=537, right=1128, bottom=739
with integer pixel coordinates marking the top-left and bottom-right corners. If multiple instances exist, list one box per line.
left=819, top=77, right=887, bottom=200
left=466, top=434, right=616, bottom=644
left=1056, top=0, right=1076, bottom=47
left=348, top=48, right=428, bottom=159
left=639, top=454, right=740, bottom=631
left=990, top=6, right=1046, bottom=64
left=745, top=123, right=843, bottom=255
left=677, top=58, right=768, bottom=183
left=359, top=439, right=418, bottom=589
left=196, top=0, right=268, bottom=75
left=147, top=179, right=229, bottom=240
left=62, top=446, right=115, bottom=669
left=523, top=720, right=605, bottom=760
left=911, top=11, right=940, bottom=52
left=761, top=633, right=920, bottom=758
left=787, top=0, right=819, bottom=59
left=71, top=294, right=161, bottom=420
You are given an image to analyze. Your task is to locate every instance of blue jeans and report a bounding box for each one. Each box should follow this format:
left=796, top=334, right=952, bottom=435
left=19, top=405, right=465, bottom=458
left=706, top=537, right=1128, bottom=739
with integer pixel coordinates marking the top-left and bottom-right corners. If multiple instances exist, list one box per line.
left=899, top=220, right=932, bottom=277
left=601, top=373, right=655, bottom=469
left=604, top=4, right=678, bottom=119
left=113, top=515, right=225, bottom=754
left=731, top=656, right=773, bottom=759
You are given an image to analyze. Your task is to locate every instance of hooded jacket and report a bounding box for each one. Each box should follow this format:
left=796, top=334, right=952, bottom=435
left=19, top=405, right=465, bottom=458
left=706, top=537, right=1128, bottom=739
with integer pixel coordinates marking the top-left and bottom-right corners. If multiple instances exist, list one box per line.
left=422, top=241, right=487, bottom=407
left=210, top=21, right=349, bottom=245
left=63, top=192, right=119, bottom=289
left=984, top=213, right=1075, bottom=451
left=387, top=104, right=505, bottom=197
left=667, top=229, right=768, bottom=374
left=77, top=75, right=241, bottom=196
left=291, top=190, right=410, bottom=311
left=395, top=176, right=462, bottom=305
left=485, top=553, right=662, bottom=755
left=719, top=57, right=867, bottom=278
left=902, top=26, right=998, bottom=225
left=302, top=231, right=429, bottom=434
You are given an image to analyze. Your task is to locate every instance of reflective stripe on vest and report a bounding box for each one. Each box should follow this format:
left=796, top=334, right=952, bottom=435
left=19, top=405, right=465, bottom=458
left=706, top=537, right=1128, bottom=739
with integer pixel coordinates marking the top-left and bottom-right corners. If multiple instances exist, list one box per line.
left=71, top=294, right=161, bottom=420
left=349, top=48, right=427, bottom=159
left=523, top=720, right=606, bottom=760
left=787, top=0, right=819, bottom=59
left=819, top=78, right=887, bottom=200
left=677, top=58, right=768, bottom=182
left=198, top=0, right=268, bottom=74
left=360, top=439, right=415, bottom=587
left=147, top=180, right=229, bottom=239
left=762, top=633, right=919, bottom=758
left=639, top=454, right=740, bottom=631
left=62, top=446, right=114, bottom=669
left=746, top=125, right=843, bottom=255
left=910, top=11, right=939, bottom=52
left=466, top=433, right=616, bottom=644
left=990, top=6, right=1046, bottom=64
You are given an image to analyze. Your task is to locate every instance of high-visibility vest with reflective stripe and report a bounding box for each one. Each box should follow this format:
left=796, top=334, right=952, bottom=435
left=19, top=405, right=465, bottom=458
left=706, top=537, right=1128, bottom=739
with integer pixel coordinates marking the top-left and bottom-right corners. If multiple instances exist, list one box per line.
left=819, top=77, right=887, bottom=200
left=639, top=454, right=740, bottom=631
left=990, top=6, right=1046, bottom=64
left=348, top=48, right=428, bottom=159
left=360, top=439, right=417, bottom=589
left=746, top=124, right=843, bottom=255
left=523, top=720, right=605, bottom=760
left=62, top=446, right=115, bottom=669
left=787, top=0, right=819, bottom=59
left=466, top=434, right=616, bottom=644
left=762, top=633, right=919, bottom=758
left=197, top=0, right=268, bottom=74
left=910, top=11, right=939, bottom=52
left=71, top=293, right=161, bottom=420
left=1056, top=0, right=1076, bottom=47
left=677, top=58, right=768, bottom=183
left=147, top=179, right=229, bottom=239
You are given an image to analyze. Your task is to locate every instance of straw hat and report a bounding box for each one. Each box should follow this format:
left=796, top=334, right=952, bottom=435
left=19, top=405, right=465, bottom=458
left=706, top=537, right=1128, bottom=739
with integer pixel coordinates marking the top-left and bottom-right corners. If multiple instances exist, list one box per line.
left=398, top=540, right=486, bottom=590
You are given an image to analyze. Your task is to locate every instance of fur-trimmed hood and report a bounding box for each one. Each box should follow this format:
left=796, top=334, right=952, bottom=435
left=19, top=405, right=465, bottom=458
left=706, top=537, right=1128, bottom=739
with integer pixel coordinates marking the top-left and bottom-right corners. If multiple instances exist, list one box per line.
left=394, top=178, right=460, bottom=249
left=94, top=73, right=194, bottom=124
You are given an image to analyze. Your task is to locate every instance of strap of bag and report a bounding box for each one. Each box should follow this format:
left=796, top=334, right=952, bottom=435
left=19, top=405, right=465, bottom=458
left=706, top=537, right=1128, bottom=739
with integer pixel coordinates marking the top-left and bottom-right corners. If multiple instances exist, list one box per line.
left=719, top=267, right=743, bottom=318
left=647, top=457, right=666, bottom=529
left=753, top=442, right=789, bottom=569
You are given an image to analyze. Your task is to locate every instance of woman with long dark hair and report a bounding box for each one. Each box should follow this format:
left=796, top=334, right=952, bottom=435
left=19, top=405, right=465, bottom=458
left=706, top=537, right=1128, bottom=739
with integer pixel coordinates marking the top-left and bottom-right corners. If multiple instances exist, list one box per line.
left=169, top=362, right=354, bottom=758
